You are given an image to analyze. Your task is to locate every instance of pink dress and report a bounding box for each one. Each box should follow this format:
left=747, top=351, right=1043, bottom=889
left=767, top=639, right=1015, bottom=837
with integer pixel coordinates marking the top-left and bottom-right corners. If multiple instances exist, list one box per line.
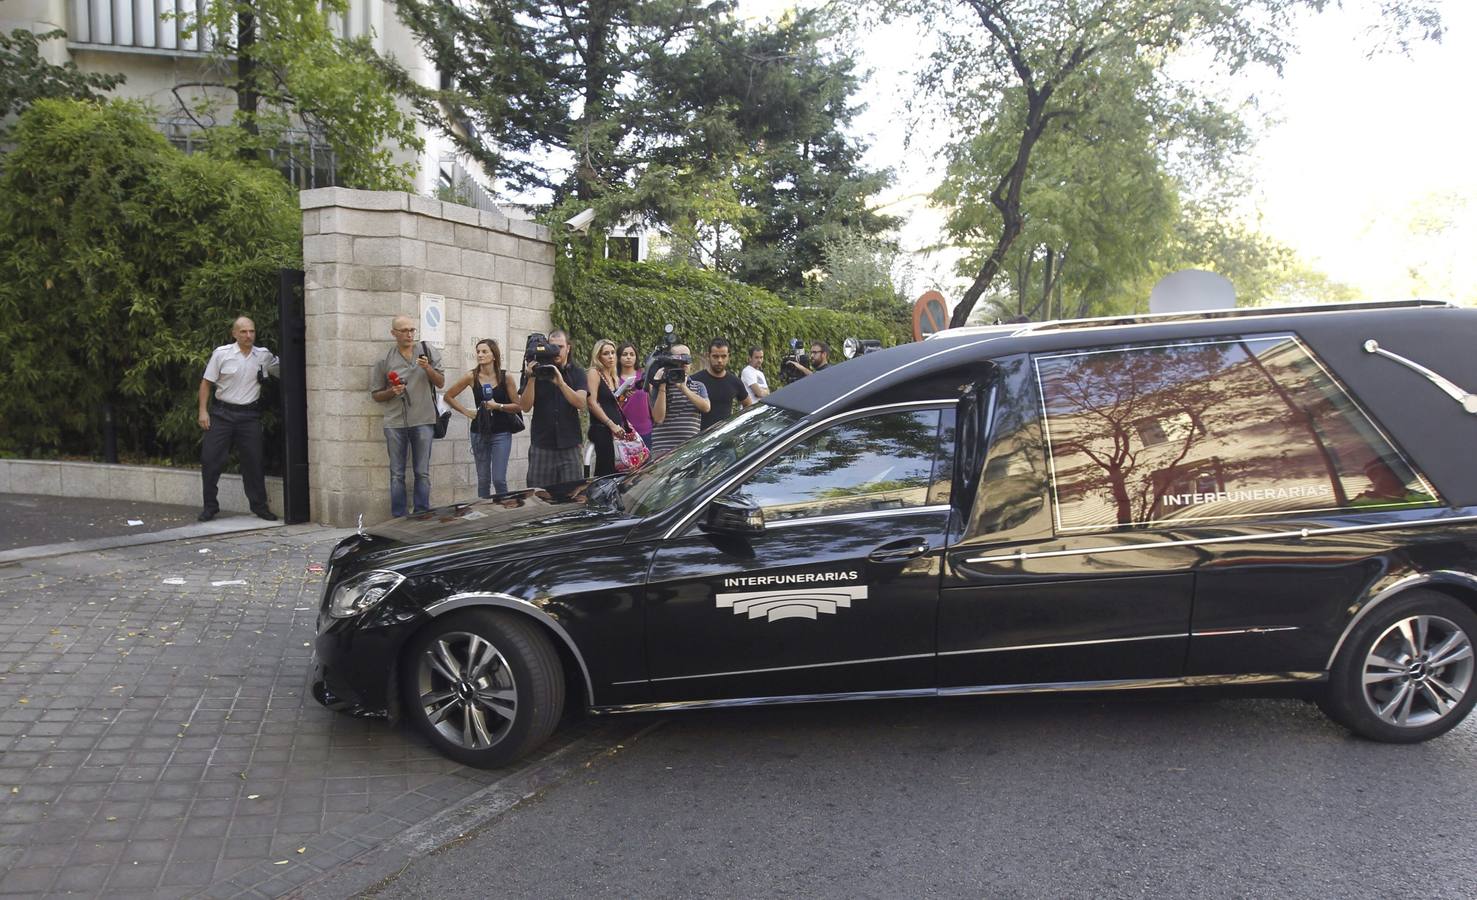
left=616, top=374, right=653, bottom=440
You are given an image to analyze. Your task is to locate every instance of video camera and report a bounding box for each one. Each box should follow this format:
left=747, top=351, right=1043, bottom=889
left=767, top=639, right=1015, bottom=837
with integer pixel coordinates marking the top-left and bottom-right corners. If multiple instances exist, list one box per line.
left=780, top=338, right=808, bottom=385
left=644, top=323, right=692, bottom=385
left=525, top=332, right=561, bottom=380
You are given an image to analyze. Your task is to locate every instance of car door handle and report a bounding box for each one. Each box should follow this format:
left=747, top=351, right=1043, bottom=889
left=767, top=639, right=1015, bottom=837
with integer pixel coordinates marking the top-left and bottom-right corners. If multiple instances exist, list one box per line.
left=869, top=539, right=931, bottom=563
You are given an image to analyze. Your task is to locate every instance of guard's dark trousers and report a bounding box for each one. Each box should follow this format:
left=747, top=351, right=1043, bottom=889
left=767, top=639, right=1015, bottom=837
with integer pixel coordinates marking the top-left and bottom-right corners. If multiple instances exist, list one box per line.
left=201, top=404, right=269, bottom=514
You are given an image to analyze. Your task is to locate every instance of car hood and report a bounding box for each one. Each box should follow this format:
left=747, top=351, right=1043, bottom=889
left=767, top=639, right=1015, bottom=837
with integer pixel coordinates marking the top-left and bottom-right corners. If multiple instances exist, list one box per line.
left=339, top=479, right=635, bottom=571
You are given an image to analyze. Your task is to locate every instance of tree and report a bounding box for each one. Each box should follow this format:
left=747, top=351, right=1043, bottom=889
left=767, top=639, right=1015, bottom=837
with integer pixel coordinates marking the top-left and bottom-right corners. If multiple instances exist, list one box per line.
left=397, top=2, right=894, bottom=287
left=876, top=0, right=1443, bottom=327
left=0, top=99, right=301, bottom=461
left=0, top=29, right=125, bottom=121
left=174, top=0, right=423, bottom=189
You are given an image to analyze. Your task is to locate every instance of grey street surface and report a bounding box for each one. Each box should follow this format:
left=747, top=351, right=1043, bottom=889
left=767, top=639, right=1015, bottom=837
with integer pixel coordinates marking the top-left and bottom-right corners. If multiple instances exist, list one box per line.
left=0, top=504, right=644, bottom=898
left=2, top=496, right=1475, bottom=898
left=338, top=696, right=1477, bottom=900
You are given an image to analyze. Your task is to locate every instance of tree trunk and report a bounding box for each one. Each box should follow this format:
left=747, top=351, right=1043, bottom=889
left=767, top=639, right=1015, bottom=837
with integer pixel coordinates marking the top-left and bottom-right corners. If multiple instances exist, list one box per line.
left=949, top=87, right=1054, bottom=328
left=237, top=9, right=258, bottom=157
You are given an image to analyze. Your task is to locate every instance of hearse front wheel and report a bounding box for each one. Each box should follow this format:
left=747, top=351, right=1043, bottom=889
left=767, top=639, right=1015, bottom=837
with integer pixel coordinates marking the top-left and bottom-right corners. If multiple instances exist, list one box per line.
left=1322, top=589, right=1477, bottom=743
left=400, top=609, right=565, bottom=768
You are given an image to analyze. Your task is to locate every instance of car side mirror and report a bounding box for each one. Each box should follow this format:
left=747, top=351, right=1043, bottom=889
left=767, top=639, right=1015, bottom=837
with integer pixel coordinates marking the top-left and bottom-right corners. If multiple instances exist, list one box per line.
left=702, top=493, right=765, bottom=535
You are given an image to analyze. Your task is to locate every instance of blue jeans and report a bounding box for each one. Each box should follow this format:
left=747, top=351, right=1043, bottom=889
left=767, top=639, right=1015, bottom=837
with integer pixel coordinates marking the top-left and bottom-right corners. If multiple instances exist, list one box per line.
left=471, top=430, right=512, bottom=497
left=384, top=425, right=434, bottom=516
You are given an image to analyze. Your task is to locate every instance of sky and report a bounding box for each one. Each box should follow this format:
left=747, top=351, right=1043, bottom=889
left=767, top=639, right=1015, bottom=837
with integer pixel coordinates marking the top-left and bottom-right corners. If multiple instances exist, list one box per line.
left=741, top=0, right=1477, bottom=307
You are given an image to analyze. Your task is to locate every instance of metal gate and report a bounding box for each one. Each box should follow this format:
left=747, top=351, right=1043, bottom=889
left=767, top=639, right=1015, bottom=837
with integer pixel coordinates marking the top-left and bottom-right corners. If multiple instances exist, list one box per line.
left=277, top=269, right=310, bottom=524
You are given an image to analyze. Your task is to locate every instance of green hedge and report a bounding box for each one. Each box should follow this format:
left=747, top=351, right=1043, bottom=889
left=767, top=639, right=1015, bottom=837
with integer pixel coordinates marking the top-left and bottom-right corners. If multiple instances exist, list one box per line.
left=552, top=260, right=908, bottom=380
left=0, top=99, right=301, bottom=464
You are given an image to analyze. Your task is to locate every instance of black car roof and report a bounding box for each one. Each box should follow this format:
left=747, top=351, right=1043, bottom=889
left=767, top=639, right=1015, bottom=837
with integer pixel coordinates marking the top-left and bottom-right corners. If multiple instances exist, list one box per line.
left=765, top=300, right=1477, bottom=507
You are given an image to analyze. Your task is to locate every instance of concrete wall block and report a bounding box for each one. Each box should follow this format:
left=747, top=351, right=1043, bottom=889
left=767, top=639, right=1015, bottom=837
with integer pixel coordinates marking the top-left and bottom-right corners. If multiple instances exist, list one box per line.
left=532, top=224, right=553, bottom=242
left=422, top=272, right=470, bottom=300
left=408, top=195, right=443, bottom=220
left=526, top=262, right=555, bottom=289
left=518, top=238, right=555, bottom=265
left=479, top=208, right=512, bottom=232
left=508, top=218, right=540, bottom=240
left=340, top=341, right=390, bottom=368
left=462, top=249, right=496, bottom=281
left=10, top=461, right=63, bottom=495
left=508, top=305, right=553, bottom=333
left=353, top=237, right=401, bottom=266
left=441, top=202, right=480, bottom=226
left=418, top=217, right=455, bottom=246
left=344, top=266, right=402, bottom=293
left=329, top=189, right=409, bottom=212
left=300, top=187, right=347, bottom=210
left=399, top=238, right=427, bottom=270
left=488, top=232, right=518, bottom=258
left=502, top=284, right=532, bottom=310
left=154, top=470, right=203, bottom=507
left=529, top=288, right=555, bottom=310
left=59, top=463, right=112, bottom=499
left=324, top=208, right=402, bottom=237
left=106, top=466, right=157, bottom=501
left=453, top=224, right=488, bottom=251
left=467, top=279, right=502, bottom=306
left=496, top=256, right=526, bottom=285
left=426, top=241, right=461, bottom=273
left=303, top=209, right=321, bottom=236
left=304, top=233, right=355, bottom=265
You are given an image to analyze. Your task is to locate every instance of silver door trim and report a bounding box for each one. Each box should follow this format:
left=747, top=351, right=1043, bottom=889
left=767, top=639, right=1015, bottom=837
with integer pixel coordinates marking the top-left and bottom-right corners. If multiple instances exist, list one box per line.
left=591, top=672, right=1326, bottom=714
left=938, top=632, right=1184, bottom=657
left=641, top=652, right=937, bottom=684
left=962, top=514, right=1477, bottom=565
left=766, top=505, right=951, bottom=530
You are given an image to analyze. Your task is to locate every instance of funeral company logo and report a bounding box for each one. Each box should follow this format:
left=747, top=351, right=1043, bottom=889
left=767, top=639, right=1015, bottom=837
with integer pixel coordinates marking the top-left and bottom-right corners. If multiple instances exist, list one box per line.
left=716, top=570, right=866, bottom=623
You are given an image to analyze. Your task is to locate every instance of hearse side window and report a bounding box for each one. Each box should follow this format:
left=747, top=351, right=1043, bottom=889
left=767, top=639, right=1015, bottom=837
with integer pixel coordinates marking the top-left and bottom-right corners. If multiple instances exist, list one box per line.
left=968, top=356, right=1054, bottom=541
left=737, top=409, right=947, bottom=522
left=1034, top=335, right=1440, bottom=532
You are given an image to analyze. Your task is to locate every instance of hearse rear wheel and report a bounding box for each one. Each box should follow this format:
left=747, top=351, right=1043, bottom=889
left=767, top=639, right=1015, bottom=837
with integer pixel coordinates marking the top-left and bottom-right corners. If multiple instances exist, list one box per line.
left=400, top=609, right=565, bottom=768
left=1321, top=589, right=1477, bottom=743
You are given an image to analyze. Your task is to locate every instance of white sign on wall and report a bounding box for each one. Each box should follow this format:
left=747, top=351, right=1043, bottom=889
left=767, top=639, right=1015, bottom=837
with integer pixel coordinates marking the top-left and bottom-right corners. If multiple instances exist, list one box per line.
left=419, top=293, right=446, bottom=347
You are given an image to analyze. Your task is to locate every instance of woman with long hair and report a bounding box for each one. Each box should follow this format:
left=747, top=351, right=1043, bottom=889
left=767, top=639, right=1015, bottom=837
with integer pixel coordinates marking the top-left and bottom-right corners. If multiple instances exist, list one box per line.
left=585, top=339, right=627, bottom=477
left=614, top=341, right=653, bottom=449
left=444, top=339, right=522, bottom=496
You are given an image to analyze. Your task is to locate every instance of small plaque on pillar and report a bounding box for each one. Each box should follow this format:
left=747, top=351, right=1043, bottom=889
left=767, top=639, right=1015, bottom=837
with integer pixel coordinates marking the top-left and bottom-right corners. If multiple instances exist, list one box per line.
left=419, top=293, right=446, bottom=347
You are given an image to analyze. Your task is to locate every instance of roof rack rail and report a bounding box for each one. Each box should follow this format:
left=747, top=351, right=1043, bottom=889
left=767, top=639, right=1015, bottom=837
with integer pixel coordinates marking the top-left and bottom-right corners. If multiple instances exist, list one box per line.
left=1008, top=299, right=1454, bottom=336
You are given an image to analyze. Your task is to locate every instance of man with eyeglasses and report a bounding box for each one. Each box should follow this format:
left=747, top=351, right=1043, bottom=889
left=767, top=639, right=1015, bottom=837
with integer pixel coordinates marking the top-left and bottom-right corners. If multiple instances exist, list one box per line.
left=371, top=315, right=445, bottom=516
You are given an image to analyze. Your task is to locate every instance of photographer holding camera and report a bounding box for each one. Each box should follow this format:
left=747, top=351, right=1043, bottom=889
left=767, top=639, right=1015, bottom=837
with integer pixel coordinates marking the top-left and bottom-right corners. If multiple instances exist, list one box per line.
left=783, top=340, right=831, bottom=380
left=517, top=329, right=589, bottom=487
left=648, top=342, right=711, bottom=457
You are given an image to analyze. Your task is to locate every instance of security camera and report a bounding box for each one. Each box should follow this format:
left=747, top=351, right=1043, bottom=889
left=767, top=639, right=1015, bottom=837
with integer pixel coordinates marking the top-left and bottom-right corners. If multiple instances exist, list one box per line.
left=564, top=208, right=596, bottom=233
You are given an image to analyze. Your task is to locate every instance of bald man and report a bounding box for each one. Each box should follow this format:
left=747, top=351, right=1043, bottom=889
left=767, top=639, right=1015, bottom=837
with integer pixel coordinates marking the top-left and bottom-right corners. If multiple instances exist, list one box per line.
left=371, top=315, right=445, bottom=516
left=198, top=316, right=280, bottom=521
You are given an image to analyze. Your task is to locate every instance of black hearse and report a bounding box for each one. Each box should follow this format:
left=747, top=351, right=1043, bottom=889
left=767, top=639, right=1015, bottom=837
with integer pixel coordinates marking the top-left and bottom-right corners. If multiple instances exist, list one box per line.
left=312, top=300, right=1477, bottom=767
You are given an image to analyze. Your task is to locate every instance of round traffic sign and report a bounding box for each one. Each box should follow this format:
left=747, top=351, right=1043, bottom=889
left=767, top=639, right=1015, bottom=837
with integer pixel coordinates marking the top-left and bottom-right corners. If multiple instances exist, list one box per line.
left=912, top=291, right=948, bottom=342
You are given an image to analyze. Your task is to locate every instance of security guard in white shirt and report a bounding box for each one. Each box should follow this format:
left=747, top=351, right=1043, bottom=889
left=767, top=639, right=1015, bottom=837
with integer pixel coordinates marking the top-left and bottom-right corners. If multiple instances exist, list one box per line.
left=197, top=316, right=279, bottom=521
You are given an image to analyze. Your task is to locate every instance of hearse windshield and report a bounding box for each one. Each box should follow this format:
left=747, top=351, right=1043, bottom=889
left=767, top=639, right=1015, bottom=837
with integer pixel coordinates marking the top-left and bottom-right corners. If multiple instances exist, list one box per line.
left=621, top=404, right=800, bottom=517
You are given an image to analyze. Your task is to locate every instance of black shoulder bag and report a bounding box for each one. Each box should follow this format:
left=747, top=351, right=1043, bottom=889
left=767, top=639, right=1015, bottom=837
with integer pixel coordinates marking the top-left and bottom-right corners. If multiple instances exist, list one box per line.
left=422, top=341, right=452, bottom=439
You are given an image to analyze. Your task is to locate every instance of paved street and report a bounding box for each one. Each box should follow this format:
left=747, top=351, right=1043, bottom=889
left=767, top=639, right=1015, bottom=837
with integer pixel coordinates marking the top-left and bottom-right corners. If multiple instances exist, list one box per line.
left=0, top=517, right=642, bottom=898
left=330, top=695, right=1477, bottom=899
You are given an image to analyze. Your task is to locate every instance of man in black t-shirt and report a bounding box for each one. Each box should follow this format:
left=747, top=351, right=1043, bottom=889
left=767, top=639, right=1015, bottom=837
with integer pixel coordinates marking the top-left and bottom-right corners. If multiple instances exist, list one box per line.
left=517, top=329, right=589, bottom=487
left=691, top=337, right=751, bottom=431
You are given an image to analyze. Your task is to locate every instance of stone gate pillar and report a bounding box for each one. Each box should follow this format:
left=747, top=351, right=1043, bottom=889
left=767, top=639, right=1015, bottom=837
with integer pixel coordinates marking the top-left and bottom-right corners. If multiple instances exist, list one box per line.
left=300, top=188, right=556, bottom=527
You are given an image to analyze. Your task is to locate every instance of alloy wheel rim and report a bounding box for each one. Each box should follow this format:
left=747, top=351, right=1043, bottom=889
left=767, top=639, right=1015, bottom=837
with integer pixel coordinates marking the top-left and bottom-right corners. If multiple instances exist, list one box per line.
left=417, top=631, right=518, bottom=749
left=1361, top=614, right=1474, bottom=728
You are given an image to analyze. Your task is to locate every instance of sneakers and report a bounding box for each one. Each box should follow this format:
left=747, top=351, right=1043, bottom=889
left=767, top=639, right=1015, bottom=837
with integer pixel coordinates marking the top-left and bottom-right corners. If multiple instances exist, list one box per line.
left=253, top=509, right=279, bottom=521
left=198, top=509, right=218, bottom=522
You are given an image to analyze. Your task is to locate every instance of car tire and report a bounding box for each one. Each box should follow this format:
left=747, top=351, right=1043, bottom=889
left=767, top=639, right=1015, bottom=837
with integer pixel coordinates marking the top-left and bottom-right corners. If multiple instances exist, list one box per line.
left=1320, top=589, right=1477, bottom=743
left=399, top=609, right=565, bottom=768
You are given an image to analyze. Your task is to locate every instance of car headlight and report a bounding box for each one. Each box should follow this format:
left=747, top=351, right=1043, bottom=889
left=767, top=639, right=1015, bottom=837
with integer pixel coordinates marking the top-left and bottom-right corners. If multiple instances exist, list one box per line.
left=328, top=570, right=406, bottom=619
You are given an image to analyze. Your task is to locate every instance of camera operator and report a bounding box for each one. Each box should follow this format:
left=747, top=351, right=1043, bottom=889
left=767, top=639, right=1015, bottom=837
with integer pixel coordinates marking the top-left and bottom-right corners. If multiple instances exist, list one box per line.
left=692, top=337, right=751, bottom=431
left=648, top=343, right=711, bottom=457
left=518, top=329, right=589, bottom=487
left=783, top=340, right=831, bottom=380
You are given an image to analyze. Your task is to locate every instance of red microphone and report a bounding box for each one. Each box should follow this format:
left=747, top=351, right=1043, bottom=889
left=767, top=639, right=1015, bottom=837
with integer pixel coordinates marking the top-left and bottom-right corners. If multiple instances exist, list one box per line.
left=387, top=371, right=402, bottom=387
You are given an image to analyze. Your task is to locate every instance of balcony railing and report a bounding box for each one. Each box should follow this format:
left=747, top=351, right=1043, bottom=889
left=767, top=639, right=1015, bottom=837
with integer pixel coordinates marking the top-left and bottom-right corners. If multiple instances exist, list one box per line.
left=68, top=1, right=217, bottom=54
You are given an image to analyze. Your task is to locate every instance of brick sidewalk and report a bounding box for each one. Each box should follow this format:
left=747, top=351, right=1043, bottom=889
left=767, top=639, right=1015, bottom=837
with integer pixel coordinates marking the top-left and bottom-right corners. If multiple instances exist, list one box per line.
left=0, top=525, right=626, bottom=898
